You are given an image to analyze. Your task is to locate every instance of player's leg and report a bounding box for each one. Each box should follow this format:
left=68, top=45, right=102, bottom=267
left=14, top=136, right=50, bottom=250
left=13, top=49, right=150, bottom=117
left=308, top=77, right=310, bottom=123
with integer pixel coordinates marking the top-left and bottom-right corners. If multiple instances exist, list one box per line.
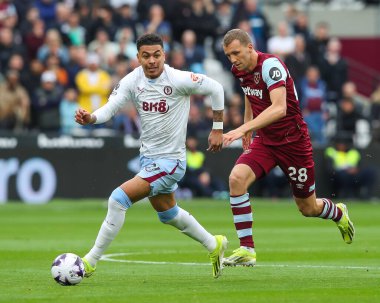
left=82, top=176, right=151, bottom=276
left=224, top=141, right=276, bottom=267
left=146, top=158, right=227, bottom=278
left=150, top=193, right=227, bottom=278
left=223, top=163, right=257, bottom=266
left=294, top=193, right=354, bottom=244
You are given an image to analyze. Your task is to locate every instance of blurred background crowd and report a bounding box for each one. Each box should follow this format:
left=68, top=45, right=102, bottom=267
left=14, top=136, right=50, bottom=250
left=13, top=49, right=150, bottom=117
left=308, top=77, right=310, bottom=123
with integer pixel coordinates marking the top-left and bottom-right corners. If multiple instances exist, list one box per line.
left=0, top=0, right=379, bottom=199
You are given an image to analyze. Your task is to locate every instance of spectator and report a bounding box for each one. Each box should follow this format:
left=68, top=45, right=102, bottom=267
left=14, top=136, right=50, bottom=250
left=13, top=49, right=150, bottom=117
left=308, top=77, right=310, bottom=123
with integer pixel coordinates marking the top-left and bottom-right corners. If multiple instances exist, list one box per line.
left=232, top=0, right=271, bottom=52
left=65, top=44, right=87, bottom=88
left=52, top=2, right=72, bottom=43
left=19, top=6, right=40, bottom=37
left=37, top=28, right=70, bottom=65
left=86, top=4, right=118, bottom=43
left=319, top=37, right=348, bottom=104
left=336, top=97, right=362, bottom=143
left=307, top=22, right=330, bottom=67
left=182, top=0, right=218, bottom=46
left=180, top=29, right=205, bottom=74
left=31, top=70, right=63, bottom=132
left=111, top=55, right=129, bottom=87
left=6, top=53, right=30, bottom=90
left=0, top=69, right=30, bottom=131
left=142, top=4, right=172, bottom=52
left=168, top=48, right=188, bottom=71
left=325, top=138, right=377, bottom=199
left=300, top=66, right=328, bottom=145
left=342, top=81, right=371, bottom=119
left=0, top=0, right=18, bottom=29
left=44, top=54, right=69, bottom=87
left=59, top=88, right=79, bottom=135
left=75, top=53, right=112, bottom=113
left=34, top=0, right=57, bottom=30
left=88, top=28, right=119, bottom=70
left=285, top=34, right=311, bottom=100
left=115, top=26, right=137, bottom=60
left=136, top=0, right=166, bottom=23
left=23, top=18, right=45, bottom=61
left=114, top=4, right=137, bottom=40
left=60, top=11, right=86, bottom=46
left=213, top=0, right=235, bottom=69
left=0, top=27, right=25, bottom=71
left=267, top=20, right=295, bottom=60
left=293, top=13, right=311, bottom=43
left=23, top=59, right=44, bottom=99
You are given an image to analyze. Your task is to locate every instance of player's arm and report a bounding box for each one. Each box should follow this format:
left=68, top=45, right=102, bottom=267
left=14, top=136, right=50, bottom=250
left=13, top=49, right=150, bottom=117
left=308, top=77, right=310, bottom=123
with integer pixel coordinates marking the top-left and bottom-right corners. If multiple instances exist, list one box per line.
left=182, top=72, right=225, bottom=153
left=223, top=86, right=286, bottom=146
left=201, top=76, right=224, bottom=153
left=242, top=96, right=253, bottom=150
left=223, top=57, right=288, bottom=147
left=75, top=79, right=131, bottom=126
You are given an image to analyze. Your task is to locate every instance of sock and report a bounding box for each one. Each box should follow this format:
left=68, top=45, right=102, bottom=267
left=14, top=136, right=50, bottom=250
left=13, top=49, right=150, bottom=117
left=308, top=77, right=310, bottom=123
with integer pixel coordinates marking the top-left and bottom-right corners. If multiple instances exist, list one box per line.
left=230, top=193, right=254, bottom=248
left=84, top=195, right=128, bottom=266
left=318, top=198, right=343, bottom=222
left=158, top=205, right=217, bottom=252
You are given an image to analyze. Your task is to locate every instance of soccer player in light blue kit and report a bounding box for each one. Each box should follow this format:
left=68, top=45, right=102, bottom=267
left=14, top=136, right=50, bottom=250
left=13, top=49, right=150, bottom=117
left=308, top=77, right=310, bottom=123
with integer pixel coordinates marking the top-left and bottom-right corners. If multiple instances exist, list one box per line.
left=75, top=33, right=227, bottom=278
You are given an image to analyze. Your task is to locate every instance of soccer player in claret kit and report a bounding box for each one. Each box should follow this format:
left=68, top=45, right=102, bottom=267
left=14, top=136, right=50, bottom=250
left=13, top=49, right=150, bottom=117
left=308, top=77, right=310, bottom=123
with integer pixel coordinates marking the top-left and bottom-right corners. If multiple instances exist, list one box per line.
left=75, top=33, right=227, bottom=278
left=221, top=29, right=354, bottom=267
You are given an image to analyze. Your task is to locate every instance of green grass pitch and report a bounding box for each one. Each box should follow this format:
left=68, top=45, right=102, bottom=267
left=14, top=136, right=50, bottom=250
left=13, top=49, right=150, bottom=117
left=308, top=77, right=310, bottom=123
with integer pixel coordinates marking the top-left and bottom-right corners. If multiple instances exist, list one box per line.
left=0, top=199, right=379, bottom=303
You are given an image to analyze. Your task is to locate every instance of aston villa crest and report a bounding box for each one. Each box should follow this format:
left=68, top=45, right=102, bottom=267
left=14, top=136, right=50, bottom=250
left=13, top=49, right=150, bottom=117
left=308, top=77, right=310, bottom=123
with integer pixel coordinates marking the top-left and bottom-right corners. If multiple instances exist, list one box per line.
left=254, top=72, right=260, bottom=84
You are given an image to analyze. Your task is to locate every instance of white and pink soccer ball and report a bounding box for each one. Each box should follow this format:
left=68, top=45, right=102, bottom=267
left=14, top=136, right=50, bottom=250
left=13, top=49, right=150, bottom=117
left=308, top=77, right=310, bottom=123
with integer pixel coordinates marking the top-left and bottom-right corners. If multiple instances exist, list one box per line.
left=51, top=253, right=85, bottom=286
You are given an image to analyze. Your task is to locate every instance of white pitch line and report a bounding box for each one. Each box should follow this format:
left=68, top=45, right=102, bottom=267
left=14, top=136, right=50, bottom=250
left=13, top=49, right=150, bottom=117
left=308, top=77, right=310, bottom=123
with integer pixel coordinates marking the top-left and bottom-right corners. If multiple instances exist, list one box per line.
left=100, top=253, right=380, bottom=270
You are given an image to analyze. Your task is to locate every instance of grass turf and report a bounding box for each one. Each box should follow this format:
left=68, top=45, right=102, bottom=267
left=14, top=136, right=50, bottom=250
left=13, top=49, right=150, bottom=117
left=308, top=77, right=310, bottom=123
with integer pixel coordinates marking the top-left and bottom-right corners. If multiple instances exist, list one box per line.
left=0, top=199, right=379, bottom=303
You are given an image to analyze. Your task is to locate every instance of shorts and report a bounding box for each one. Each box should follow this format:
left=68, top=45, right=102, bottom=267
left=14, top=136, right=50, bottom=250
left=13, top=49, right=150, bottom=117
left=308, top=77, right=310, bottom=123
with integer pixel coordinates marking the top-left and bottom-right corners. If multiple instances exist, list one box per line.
left=137, top=156, right=186, bottom=197
left=236, top=135, right=315, bottom=198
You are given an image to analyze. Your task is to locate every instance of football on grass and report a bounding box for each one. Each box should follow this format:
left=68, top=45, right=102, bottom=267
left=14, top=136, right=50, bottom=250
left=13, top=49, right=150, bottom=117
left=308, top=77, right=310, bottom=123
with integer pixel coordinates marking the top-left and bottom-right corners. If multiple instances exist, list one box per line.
left=51, top=253, right=85, bottom=286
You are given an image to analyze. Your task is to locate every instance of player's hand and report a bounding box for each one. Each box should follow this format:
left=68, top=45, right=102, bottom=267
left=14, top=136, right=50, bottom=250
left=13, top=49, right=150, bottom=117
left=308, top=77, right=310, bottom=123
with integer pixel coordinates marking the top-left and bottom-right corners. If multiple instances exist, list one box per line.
left=242, top=130, right=253, bottom=150
left=75, top=108, right=94, bottom=125
left=207, top=129, right=223, bottom=153
left=223, top=128, right=245, bottom=147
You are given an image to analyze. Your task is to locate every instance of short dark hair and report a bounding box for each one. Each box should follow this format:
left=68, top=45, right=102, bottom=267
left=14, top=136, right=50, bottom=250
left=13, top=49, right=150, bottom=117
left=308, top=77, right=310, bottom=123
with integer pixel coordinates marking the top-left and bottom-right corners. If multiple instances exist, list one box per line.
left=136, top=33, right=163, bottom=51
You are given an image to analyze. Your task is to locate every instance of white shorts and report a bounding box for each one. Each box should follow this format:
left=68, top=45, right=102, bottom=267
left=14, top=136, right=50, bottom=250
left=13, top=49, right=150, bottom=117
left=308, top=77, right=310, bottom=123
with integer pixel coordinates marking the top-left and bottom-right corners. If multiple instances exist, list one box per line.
left=137, top=156, right=186, bottom=197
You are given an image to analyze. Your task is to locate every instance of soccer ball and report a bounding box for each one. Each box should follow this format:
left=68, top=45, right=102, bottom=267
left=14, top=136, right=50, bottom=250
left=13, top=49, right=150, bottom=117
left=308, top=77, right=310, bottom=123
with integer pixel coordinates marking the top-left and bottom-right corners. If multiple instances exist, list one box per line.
left=51, top=253, right=85, bottom=286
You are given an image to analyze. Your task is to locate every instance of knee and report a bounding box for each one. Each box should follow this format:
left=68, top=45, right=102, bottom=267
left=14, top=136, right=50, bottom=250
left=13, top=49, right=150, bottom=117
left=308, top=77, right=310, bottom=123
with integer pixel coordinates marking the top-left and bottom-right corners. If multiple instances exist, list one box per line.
left=229, top=171, right=245, bottom=189
left=157, top=204, right=179, bottom=223
left=109, top=187, right=132, bottom=209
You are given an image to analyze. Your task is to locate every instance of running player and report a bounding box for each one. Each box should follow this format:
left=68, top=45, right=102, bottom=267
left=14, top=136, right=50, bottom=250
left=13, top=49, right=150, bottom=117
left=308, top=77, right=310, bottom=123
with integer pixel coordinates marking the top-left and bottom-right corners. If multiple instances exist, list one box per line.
left=221, top=29, right=354, bottom=267
left=75, top=33, right=227, bottom=278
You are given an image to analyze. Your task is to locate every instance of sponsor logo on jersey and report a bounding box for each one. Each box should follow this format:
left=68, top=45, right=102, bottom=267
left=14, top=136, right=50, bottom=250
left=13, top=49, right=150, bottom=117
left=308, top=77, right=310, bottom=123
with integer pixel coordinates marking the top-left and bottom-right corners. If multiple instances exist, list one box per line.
left=145, top=163, right=160, bottom=172
left=239, top=78, right=244, bottom=82
left=190, top=73, right=203, bottom=84
left=269, top=67, right=282, bottom=81
left=243, top=149, right=252, bottom=154
left=241, top=86, right=263, bottom=98
left=164, top=86, right=172, bottom=95
left=142, top=99, right=169, bottom=113
left=296, top=183, right=304, bottom=189
left=254, top=72, right=260, bottom=84
left=137, top=86, right=144, bottom=93
left=111, top=82, right=120, bottom=95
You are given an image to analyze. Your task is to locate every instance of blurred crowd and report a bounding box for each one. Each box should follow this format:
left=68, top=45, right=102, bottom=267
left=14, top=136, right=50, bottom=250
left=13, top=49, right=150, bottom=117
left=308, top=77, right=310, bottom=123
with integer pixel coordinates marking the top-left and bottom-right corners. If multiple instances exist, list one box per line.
left=1, top=0, right=380, bottom=145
